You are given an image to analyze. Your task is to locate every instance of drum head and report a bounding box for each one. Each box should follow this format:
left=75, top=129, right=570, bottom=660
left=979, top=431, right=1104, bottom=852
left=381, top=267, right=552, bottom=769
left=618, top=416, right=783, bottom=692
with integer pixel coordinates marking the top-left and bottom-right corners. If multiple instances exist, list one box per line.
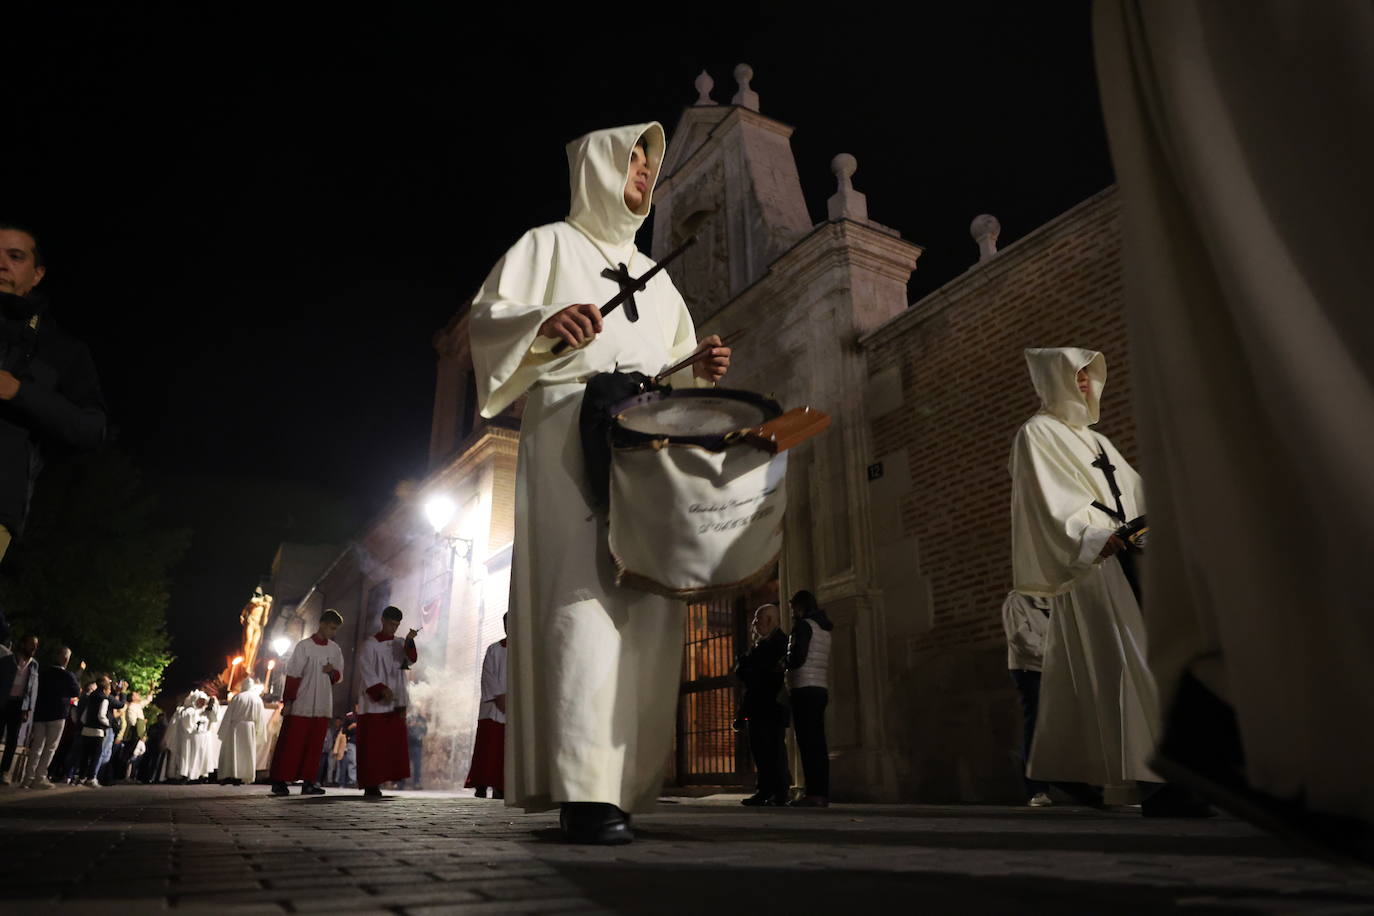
left=619, top=396, right=770, bottom=436
left=610, top=388, right=783, bottom=450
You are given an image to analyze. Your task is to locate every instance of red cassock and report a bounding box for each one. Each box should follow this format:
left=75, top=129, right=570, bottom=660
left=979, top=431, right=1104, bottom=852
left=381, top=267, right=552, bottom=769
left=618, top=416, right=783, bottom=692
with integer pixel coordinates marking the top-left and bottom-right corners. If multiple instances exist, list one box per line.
left=357, top=709, right=410, bottom=787
left=269, top=716, right=329, bottom=782
left=464, top=719, right=505, bottom=791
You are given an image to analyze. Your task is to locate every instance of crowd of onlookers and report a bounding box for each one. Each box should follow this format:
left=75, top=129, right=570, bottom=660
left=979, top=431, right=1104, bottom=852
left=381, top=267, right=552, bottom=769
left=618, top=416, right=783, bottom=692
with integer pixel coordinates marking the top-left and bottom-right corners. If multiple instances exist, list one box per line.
left=0, top=633, right=151, bottom=789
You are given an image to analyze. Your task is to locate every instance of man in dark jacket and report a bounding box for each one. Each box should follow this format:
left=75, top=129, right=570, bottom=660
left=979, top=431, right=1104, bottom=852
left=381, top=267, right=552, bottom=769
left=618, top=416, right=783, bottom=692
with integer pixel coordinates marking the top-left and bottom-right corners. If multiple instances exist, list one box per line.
left=21, top=645, right=79, bottom=789
left=0, top=222, right=106, bottom=562
left=735, top=604, right=792, bottom=807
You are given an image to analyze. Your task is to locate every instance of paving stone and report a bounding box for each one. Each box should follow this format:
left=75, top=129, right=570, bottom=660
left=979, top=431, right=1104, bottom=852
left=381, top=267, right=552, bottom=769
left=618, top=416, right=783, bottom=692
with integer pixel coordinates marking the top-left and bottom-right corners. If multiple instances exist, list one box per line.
left=0, top=785, right=1369, bottom=914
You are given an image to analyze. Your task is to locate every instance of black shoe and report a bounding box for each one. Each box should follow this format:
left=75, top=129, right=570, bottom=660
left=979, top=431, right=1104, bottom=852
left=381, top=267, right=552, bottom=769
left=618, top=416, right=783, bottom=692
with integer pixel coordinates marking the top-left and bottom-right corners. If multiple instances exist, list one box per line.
left=270, top=782, right=289, bottom=797
left=740, top=792, right=770, bottom=807
left=767, top=795, right=791, bottom=807
left=559, top=802, right=634, bottom=845
left=301, top=783, right=326, bottom=796
left=1053, top=782, right=1108, bottom=809
left=363, top=786, right=383, bottom=799
left=474, top=786, right=487, bottom=798
left=1141, top=783, right=1215, bottom=818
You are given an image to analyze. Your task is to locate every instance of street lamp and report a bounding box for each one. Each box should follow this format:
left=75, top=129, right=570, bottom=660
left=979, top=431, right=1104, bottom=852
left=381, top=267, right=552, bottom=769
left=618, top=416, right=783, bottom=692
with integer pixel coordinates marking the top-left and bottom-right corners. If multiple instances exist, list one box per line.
left=423, top=494, right=473, bottom=565
left=271, top=637, right=291, bottom=656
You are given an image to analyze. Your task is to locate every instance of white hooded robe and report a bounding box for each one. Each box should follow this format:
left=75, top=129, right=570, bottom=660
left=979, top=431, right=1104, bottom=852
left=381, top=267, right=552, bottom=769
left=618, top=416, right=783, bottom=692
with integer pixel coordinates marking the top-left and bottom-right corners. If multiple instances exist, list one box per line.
left=218, top=686, right=266, bottom=783
left=470, top=121, right=704, bottom=813
left=1094, top=1, right=1374, bottom=820
left=1010, top=347, right=1159, bottom=786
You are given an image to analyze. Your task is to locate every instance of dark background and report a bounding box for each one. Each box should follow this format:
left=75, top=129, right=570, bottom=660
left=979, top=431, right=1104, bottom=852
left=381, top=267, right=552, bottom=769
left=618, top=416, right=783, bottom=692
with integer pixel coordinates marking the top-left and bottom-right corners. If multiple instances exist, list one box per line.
left=6, top=3, right=1113, bottom=691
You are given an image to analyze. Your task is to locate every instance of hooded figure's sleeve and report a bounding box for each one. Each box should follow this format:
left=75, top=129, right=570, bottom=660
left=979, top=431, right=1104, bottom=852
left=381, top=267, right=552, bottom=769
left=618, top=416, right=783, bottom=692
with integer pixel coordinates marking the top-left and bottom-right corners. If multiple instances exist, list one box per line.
left=1010, top=422, right=1117, bottom=595
left=470, top=228, right=581, bottom=418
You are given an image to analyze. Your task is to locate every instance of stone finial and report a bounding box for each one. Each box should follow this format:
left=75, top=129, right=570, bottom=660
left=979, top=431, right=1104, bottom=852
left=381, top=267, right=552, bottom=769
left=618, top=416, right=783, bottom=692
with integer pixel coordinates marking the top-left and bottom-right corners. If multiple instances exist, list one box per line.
left=731, top=63, right=760, bottom=111
left=970, top=214, right=1001, bottom=261
left=694, top=70, right=717, bottom=106
left=827, top=153, right=869, bottom=222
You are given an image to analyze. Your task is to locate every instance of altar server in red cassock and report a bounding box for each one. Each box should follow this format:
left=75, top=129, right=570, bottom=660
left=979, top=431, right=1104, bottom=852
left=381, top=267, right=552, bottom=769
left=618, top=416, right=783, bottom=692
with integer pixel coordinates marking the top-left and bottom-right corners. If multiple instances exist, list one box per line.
left=269, top=610, right=344, bottom=796
left=357, top=605, right=417, bottom=798
left=465, top=614, right=508, bottom=799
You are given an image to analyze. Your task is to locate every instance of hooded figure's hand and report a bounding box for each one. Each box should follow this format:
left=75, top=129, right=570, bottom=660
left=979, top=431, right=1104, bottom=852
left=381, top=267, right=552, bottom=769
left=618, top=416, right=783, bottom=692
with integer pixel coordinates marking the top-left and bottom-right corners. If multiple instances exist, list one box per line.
left=539, top=303, right=603, bottom=349
left=692, top=335, right=730, bottom=383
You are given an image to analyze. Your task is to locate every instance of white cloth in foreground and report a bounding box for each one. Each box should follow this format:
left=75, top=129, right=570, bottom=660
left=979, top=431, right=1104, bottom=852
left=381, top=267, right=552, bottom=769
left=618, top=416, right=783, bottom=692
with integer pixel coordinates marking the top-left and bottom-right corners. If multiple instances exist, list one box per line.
left=478, top=641, right=507, bottom=725
left=470, top=121, right=704, bottom=813
left=1010, top=347, right=1159, bottom=786
left=1094, top=0, right=1374, bottom=820
left=218, top=687, right=266, bottom=782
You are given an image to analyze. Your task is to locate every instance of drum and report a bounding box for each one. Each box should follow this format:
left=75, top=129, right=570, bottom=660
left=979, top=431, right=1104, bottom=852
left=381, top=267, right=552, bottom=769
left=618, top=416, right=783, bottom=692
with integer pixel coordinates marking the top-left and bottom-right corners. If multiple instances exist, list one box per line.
left=607, top=388, right=788, bottom=600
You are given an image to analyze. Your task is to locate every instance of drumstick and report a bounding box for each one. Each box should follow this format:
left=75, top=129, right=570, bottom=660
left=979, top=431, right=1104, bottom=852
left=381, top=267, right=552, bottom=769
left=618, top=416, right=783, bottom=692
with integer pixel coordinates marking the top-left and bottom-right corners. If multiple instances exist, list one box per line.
left=653, top=330, right=744, bottom=385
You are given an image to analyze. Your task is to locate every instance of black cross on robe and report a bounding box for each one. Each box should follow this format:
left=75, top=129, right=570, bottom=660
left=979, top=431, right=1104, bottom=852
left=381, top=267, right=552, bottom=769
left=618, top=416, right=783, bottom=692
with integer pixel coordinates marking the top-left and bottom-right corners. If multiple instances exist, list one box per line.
left=601, top=263, right=644, bottom=323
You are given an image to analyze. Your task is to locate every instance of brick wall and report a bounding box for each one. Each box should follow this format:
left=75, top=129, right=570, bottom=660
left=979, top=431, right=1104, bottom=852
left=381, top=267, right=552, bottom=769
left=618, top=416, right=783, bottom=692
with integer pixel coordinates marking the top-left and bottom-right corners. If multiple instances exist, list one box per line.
left=863, top=187, right=1135, bottom=799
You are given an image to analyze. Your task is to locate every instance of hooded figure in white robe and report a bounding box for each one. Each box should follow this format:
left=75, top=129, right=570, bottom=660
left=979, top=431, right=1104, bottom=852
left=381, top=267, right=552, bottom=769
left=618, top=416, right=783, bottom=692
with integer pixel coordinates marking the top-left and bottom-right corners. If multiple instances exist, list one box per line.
left=1094, top=2, right=1374, bottom=836
left=469, top=122, right=711, bottom=815
left=1010, top=347, right=1159, bottom=788
left=218, top=680, right=266, bottom=783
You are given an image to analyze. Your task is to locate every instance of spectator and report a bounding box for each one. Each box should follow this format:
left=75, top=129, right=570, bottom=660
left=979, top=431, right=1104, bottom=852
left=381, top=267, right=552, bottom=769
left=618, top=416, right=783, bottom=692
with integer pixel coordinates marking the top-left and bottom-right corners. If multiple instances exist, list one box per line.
left=0, top=633, right=40, bottom=784
left=75, top=675, right=115, bottom=787
left=408, top=711, right=428, bottom=791
left=94, top=679, right=127, bottom=784
left=320, top=717, right=342, bottom=786
left=56, top=681, right=95, bottom=783
left=114, top=692, right=148, bottom=782
left=139, top=714, right=167, bottom=783
left=0, top=221, right=107, bottom=565
left=735, top=604, right=791, bottom=807
left=331, top=710, right=357, bottom=789
left=785, top=591, right=832, bottom=808
left=21, top=645, right=79, bottom=789
left=1001, top=592, right=1053, bottom=807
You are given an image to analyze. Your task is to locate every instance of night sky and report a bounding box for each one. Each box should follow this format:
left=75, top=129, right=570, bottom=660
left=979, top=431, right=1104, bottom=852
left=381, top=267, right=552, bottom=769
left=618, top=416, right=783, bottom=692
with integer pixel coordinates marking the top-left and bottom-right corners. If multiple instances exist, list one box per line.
left=7, top=3, right=1113, bottom=691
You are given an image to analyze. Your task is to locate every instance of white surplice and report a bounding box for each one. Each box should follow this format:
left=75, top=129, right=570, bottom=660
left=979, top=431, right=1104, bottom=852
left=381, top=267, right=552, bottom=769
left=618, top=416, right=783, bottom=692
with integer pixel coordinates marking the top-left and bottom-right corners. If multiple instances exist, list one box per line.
left=1010, top=348, right=1159, bottom=786
left=1095, top=1, right=1374, bottom=820
left=470, top=121, right=704, bottom=813
left=357, top=634, right=412, bottom=715
left=218, top=688, right=266, bottom=783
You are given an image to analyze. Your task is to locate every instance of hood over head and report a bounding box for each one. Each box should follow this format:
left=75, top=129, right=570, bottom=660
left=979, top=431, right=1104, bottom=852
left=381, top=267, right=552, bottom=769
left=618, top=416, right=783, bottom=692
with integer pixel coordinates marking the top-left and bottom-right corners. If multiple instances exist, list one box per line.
left=565, top=121, right=665, bottom=248
left=1023, top=347, right=1106, bottom=428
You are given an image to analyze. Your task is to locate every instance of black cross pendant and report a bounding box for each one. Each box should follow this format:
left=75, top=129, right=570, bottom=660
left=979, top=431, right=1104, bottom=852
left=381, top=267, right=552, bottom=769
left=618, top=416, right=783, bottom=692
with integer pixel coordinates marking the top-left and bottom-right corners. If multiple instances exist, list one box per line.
left=601, top=263, right=642, bottom=323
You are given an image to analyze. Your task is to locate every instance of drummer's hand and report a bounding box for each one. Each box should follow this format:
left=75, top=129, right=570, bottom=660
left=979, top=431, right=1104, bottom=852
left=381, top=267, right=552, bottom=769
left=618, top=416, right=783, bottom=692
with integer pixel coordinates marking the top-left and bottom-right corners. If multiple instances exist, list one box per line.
left=693, top=335, right=731, bottom=383
left=539, top=303, right=602, bottom=349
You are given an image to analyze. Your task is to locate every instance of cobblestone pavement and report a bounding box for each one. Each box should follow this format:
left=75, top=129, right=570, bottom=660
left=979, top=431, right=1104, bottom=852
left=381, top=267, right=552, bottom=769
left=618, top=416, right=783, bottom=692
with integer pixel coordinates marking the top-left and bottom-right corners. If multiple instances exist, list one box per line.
left=1, top=784, right=1372, bottom=914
